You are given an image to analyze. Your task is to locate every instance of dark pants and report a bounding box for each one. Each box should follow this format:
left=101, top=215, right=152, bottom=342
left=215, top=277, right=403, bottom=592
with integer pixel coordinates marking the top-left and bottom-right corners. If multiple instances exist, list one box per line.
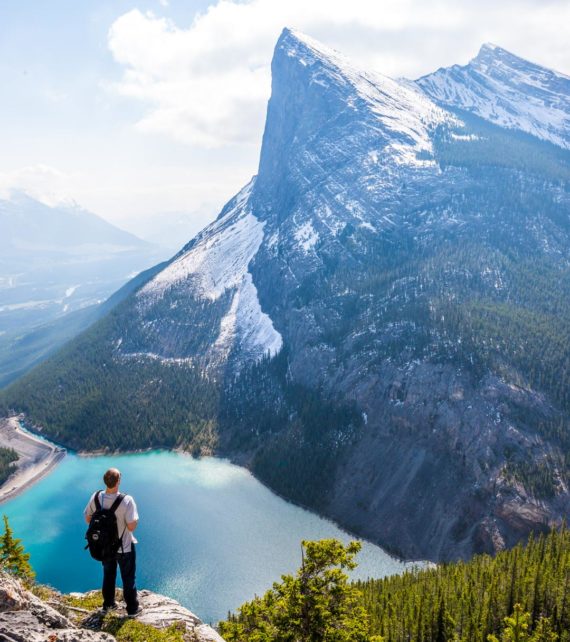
left=102, top=545, right=139, bottom=614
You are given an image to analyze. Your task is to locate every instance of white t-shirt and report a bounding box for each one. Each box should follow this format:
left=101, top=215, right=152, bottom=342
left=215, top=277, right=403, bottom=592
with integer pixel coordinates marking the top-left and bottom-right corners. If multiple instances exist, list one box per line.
left=84, top=491, right=139, bottom=553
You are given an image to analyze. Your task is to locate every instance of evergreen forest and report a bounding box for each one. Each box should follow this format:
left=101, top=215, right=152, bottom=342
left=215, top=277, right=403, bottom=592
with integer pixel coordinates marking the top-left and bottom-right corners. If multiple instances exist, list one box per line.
left=222, top=528, right=570, bottom=641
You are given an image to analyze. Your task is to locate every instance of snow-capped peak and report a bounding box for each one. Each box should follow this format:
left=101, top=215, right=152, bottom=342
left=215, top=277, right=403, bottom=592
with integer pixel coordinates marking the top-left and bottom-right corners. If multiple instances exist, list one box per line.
left=279, top=27, right=344, bottom=64
left=264, top=28, right=449, bottom=169
left=477, top=42, right=503, bottom=55
left=416, top=43, right=570, bottom=149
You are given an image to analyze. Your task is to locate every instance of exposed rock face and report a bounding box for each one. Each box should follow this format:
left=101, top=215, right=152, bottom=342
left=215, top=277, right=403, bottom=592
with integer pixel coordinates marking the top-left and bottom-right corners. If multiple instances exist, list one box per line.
left=117, top=590, right=224, bottom=642
left=0, top=571, right=112, bottom=642
left=325, top=365, right=558, bottom=560
left=0, top=572, right=225, bottom=642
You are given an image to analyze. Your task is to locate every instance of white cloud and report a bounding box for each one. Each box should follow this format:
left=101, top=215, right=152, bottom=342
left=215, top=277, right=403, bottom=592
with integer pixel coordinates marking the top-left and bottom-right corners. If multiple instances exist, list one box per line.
left=107, top=0, right=570, bottom=149
left=108, top=8, right=271, bottom=147
left=0, top=165, right=77, bottom=207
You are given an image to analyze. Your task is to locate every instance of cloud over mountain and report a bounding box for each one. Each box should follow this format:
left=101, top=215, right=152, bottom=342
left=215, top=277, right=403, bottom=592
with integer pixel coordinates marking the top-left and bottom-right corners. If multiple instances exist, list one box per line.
left=107, top=0, right=570, bottom=148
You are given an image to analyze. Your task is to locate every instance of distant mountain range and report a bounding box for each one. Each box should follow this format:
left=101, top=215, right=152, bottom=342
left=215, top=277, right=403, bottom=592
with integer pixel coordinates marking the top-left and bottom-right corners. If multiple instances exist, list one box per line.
left=0, top=193, right=164, bottom=385
left=3, top=30, right=570, bottom=561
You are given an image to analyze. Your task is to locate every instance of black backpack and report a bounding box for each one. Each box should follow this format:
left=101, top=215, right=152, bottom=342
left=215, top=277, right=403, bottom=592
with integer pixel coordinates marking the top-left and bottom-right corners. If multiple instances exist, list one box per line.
left=85, top=491, right=125, bottom=562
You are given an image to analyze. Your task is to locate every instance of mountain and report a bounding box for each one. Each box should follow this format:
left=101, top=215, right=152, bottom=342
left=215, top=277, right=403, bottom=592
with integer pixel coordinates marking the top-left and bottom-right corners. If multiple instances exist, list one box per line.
left=3, top=31, right=570, bottom=561
left=0, top=193, right=164, bottom=385
left=417, top=43, right=570, bottom=149
left=0, top=193, right=158, bottom=333
left=0, top=191, right=146, bottom=252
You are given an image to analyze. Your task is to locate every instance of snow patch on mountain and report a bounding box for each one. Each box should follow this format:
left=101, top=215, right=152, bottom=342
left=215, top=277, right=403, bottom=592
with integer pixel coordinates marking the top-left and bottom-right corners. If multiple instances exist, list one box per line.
left=213, top=292, right=239, bottom=357
left=120, top=351, right=195, bottom=366
left=140, top=183, right=259, bottom=302
left=416, top=43, right=570, bottom=150
left=212, top=272, right=282, bottom=361
left=294, top=221, right=319, bottom=253
left=236, top=272, right=283, bottom=358
left=139, top=180, right=282, bottom=362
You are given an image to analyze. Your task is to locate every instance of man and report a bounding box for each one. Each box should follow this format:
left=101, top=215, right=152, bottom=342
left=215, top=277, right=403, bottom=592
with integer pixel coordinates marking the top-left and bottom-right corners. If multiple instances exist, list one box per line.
left=84, top=468, right=141, bottom=615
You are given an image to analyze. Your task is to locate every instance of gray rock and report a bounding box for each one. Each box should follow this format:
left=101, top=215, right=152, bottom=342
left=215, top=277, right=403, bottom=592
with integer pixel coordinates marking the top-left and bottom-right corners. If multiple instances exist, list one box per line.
left=0, top=573, right=226, bottom=642
left=0, top=610, right=114, bottom=642
left=113, top=590, right=224, bottom=642
left=0, top=572, right=27, bottom=612
left=137, top=589, right=202, bottom=629
left=194, top=623, right=227, bottom=642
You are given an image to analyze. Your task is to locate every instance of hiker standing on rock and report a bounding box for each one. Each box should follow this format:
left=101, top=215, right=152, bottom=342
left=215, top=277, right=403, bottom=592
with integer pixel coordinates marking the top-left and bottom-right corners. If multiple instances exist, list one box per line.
left=84, top=468, right=141, bottom=616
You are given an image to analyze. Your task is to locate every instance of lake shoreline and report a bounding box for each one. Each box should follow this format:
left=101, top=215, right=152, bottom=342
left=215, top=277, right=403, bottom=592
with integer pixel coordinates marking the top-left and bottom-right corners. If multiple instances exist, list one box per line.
left=0, top=448, right=413, bottom=623
left=0, top=415, right=419, bottom=565
left=0, top=416, right=67, bottom=505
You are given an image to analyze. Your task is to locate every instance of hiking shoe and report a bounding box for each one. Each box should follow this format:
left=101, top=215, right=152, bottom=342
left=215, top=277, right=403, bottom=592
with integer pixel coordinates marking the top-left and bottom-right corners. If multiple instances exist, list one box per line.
left=102, top=603, right=118, bottom=613
left=127, top=606, right=143, bottom=618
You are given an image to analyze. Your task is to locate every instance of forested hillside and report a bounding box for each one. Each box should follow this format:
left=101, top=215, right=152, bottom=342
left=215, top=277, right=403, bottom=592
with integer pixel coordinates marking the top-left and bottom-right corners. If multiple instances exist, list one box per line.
left=221, top=528, right=570, bottom=641
left=359, top=527, right=570, bottom=641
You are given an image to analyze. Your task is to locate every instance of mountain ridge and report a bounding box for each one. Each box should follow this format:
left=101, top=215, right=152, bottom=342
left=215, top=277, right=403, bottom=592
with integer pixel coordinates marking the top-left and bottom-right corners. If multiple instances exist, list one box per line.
left=416, top=41, right=570, bottom=150
left=0, top=191, right=149, bottom=253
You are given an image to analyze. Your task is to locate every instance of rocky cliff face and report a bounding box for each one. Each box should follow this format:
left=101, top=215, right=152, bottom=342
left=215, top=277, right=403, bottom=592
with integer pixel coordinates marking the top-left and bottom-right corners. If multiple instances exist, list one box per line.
left=0, top=571, right=225, bottom=642
left=4, top=29, right=570, bottom=562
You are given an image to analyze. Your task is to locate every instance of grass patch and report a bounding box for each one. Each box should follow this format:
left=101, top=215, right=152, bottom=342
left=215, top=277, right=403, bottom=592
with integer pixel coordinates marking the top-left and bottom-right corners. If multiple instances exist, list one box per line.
left=29, top=583, right=57, bottom=601
left=102, top=616, right=185, bottom=642
left=62, top=591, right=104, bottom=610
left=62, top=588, right=125, bottom=611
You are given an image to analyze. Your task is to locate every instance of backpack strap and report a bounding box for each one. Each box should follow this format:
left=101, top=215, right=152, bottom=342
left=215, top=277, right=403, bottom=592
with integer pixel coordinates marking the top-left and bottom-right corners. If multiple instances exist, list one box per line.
left=112, top=494, right=126, bottom=555
left=94, top=490, right=103, bottom=511
left=109, top=493, right=125, bottom=514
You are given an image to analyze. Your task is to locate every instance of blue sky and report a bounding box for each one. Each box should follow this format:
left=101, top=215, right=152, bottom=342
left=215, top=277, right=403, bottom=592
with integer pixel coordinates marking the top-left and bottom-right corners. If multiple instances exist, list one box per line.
left=0, top=0, right=568, bottom=243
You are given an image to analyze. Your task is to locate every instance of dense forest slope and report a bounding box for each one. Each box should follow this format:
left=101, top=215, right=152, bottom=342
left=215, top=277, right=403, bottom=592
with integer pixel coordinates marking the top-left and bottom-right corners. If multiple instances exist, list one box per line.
left=221, top=529, right=570, bottom=642
left=2, top=30, right=570, bottom=561
left=359, top=527, right=570, bottom=641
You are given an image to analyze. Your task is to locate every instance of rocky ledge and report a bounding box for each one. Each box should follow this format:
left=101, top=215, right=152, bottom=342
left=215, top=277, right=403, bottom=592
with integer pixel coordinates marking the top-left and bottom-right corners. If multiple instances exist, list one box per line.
left=0, top=571, right=225, bottom=642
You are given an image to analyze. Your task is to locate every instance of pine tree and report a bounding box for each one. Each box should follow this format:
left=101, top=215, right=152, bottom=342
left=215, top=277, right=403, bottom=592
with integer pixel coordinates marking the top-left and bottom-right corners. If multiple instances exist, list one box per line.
left=530, top=617, right=558, bottom=642
left=435, top=598, right=456, bottom=642
left=488, top=604, right=531, bottom=642
left=220, top=539, right=370, bottom=642
left=0, top=515, right=34, bottom=583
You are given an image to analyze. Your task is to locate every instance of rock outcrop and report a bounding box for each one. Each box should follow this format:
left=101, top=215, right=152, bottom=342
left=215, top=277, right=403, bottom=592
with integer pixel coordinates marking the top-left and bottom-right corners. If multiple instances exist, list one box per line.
left=0, top=571, right=225, bottom=642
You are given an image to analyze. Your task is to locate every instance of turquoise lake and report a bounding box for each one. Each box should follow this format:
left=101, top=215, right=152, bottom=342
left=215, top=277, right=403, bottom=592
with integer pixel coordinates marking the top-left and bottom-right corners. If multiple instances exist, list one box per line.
left=0, top=451, right=411, bottom=624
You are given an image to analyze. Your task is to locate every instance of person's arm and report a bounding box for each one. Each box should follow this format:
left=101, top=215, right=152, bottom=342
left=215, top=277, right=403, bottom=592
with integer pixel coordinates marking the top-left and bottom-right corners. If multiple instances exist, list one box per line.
left=125, top=496, right=139, bottom=532
left=126, top=520, right=138, bottom=532
left=84, top=493, right=96, bottom=524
